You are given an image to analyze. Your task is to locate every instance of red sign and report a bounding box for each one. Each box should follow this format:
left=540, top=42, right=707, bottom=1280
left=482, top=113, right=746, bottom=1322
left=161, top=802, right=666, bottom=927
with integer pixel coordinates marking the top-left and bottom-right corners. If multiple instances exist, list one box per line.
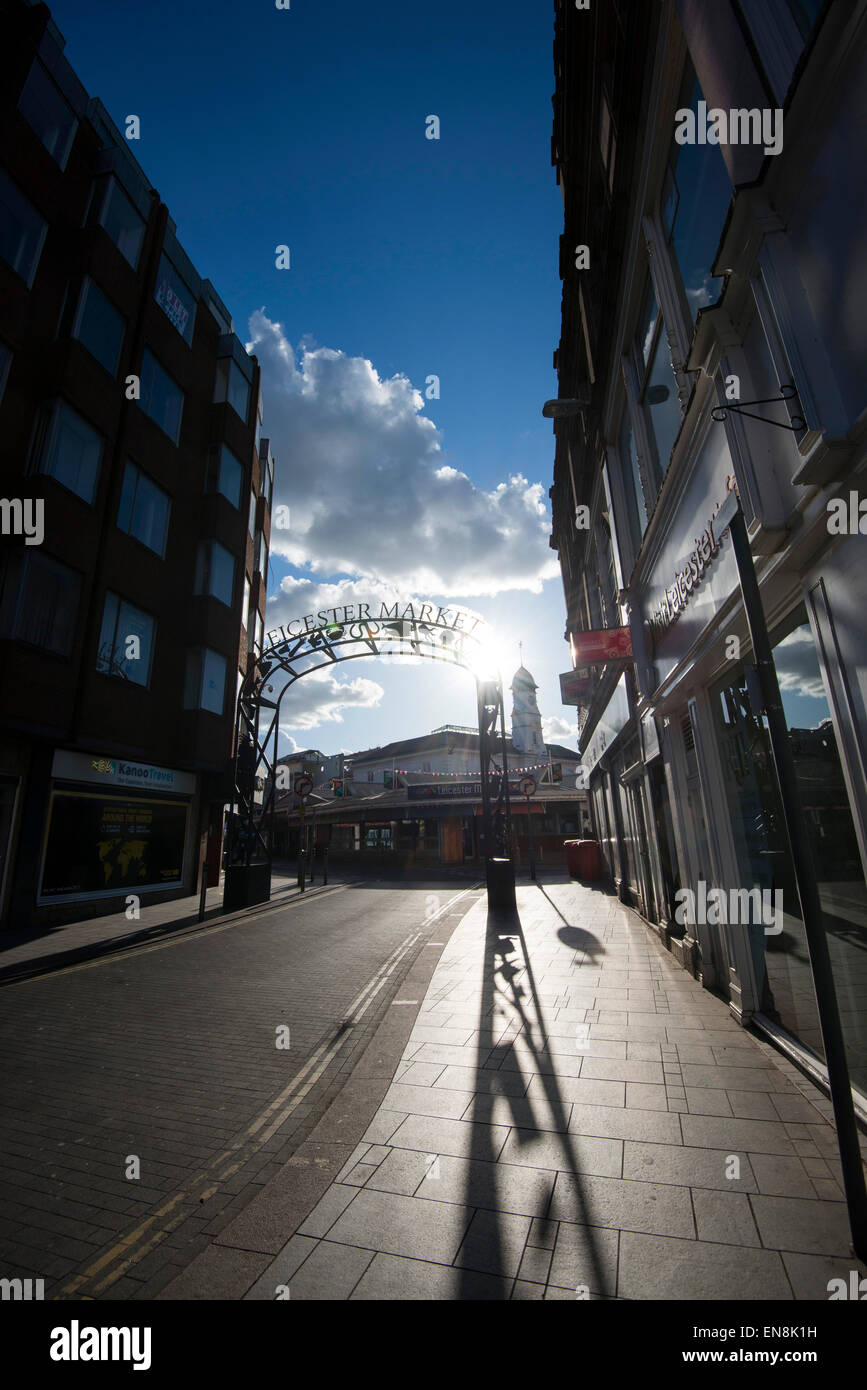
left=518, top=776, right=537, bottom=797
left=570, top=626, right=633, bottom=666
left=294, top=775, right=313, bottom=797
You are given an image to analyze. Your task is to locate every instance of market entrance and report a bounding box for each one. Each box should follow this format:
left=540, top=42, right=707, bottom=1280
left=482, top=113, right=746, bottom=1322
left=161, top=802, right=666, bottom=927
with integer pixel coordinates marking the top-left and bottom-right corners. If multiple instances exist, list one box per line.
left=225, top=599, right=513, bottom=909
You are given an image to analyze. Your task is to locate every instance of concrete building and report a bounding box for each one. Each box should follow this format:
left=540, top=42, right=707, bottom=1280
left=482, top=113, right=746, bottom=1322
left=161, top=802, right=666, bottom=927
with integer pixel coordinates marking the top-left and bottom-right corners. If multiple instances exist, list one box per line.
left=549, top=0, right=867, bottom=1107
left=0, top=0, right=272, bottom=926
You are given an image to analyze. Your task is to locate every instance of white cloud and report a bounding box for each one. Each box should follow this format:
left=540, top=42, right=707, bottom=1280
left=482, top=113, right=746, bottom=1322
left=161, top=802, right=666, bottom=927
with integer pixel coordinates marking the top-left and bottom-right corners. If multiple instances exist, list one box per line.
left=775, top=627, right=827, bottom=702
left=277, top=667, right=385, bottom=731
left=542, top=714, right=578, bottom=746
left=249, top=311, right=559, bottom=598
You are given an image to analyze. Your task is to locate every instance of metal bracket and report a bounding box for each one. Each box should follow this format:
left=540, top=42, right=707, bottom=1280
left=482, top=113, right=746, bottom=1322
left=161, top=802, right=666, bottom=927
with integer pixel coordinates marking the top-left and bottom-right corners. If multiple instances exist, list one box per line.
left=712, top=383, right=805, bottom=432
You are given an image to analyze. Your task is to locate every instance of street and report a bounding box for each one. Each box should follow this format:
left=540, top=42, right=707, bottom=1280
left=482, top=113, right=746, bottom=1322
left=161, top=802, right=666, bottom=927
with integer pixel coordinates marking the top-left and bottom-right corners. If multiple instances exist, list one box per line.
left=0, top=877, right=483, bottom=1299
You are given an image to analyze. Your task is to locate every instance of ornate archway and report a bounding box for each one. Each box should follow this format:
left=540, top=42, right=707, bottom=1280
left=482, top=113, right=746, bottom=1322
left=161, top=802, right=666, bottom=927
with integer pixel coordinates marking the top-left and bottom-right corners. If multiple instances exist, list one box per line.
left=224, top=599, right=513, bottom=909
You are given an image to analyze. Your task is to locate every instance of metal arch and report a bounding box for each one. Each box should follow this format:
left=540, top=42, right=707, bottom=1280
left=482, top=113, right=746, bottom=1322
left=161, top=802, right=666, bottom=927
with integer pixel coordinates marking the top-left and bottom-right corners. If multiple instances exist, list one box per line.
left=226, top=616, right=511, bottom=890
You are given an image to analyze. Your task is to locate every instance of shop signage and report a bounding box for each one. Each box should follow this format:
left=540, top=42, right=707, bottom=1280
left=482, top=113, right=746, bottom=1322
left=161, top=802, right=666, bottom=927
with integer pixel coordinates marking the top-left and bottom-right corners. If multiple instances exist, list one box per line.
left=414, top=777, right=531, bottom=799
left=581, top=672, right=631, bottom=772
left=569, top=627, right=632, bottom=666
left=52, top=750, right=196, bottom=795
left=266, top=599, right=485, bottom=648
left=559, top=670, right=594, bottom=705
left=647, top=476, right=738, bottom=642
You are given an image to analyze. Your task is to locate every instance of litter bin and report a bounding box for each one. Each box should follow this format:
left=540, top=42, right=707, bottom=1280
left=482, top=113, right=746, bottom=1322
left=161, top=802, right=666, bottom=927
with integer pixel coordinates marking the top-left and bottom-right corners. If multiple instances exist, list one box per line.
left=564, top=838, right=601, bottom=881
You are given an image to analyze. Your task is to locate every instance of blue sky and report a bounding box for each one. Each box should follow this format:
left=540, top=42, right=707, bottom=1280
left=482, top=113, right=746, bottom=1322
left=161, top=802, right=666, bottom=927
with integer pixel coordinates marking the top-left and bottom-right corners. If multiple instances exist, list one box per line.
left=50, top=0, right=576, bottom=757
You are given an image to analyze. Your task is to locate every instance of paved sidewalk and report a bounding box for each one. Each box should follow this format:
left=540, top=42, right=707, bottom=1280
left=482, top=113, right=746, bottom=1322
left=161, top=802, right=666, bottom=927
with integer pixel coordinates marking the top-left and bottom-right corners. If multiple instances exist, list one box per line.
left=238, top=879, right=867, bottom=1300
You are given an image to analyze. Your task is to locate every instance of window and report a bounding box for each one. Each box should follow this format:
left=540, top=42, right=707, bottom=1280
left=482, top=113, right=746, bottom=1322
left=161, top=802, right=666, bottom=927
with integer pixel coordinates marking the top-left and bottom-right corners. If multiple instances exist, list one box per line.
left=735, top=0, right=825, bottom=103
left=184, top=648, right=227, bottom=715
left=662, top=70, right=732, bottom=324
left=255, top=391, right=264, bottom=453
left=242, top=574, right=251, bottom=630
left=206, top=443, right=242, bottom=508
left=248, top=488, right=257, bottom=538
left=99, top=177, right=145, bottom=268
left=73, top=277, right=125, bottom=376
left=636, top=279, right=682, bottom=485
left=117, top=462, right=170, bottom=556
left=254, top=530, right=267, bottom=578
left=194, top=539, right=235, bottom=607
left=0, top=169, right=47, bottom=288
left=710, top=601, right=867, bottom=1095
left=154, top=253, right=196, bottom=345
left=618, top=408, right=648, bottom=549
left=18, top=61, right=77, bottom=169
left=96, top=593, right=155, bottom=686
left=31, top=400, right=102, bottom=504
left=598, top=88, right=616, bottom=193
left=139, top=349, right=183, bottom=443
left=251, top=609, right=263, bottom=654
left=214, top=356, right=251, bottom=422
left=0, top=551, right=80, bottom=655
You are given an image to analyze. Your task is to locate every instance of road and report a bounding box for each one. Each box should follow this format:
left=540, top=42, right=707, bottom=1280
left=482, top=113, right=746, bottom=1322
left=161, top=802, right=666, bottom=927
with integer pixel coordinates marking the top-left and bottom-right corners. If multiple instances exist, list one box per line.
left=0, top=878, right=484, bottom=1299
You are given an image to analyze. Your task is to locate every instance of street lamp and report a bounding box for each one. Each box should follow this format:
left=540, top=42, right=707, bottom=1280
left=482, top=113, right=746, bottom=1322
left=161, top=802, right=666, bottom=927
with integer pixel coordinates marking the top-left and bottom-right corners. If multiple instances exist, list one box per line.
left=542, top=388, right=592, bottom=418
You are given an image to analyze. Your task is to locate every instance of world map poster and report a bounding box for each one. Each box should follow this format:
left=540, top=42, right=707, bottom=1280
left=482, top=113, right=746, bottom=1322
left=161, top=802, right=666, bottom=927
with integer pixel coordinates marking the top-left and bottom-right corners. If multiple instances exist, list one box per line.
left=39, top=792, right=189, bottom=901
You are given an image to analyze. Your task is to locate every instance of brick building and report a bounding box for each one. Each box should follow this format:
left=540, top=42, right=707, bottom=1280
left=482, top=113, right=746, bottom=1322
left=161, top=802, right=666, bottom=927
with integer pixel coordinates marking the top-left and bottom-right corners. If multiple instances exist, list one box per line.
left=0, top=0, right=273, bottom=926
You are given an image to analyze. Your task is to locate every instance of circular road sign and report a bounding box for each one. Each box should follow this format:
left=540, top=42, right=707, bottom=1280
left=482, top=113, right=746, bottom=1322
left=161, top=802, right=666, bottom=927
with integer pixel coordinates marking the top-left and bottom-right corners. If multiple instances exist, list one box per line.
left=518, top=776, right=537, bottom=797
left=294, top=775, right=313, bottom=798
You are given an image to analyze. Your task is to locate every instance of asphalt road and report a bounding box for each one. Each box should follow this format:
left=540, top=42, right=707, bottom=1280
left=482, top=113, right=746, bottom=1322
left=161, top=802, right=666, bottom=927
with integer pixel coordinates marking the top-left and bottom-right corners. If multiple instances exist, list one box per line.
left=0, top=878, right=484, bottom=1299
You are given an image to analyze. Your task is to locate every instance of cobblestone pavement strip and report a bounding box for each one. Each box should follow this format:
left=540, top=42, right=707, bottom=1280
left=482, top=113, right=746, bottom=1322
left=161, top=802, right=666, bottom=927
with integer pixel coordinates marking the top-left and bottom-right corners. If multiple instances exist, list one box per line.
left=232, top=879, right=867, bottom=1302
left=0, top=877, right=482, bottom=1298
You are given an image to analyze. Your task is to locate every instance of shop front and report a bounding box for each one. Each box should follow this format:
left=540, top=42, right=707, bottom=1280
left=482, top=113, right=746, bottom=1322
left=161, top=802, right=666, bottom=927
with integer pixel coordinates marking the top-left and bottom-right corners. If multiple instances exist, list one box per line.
left=36, top=750, right=197, bottom=916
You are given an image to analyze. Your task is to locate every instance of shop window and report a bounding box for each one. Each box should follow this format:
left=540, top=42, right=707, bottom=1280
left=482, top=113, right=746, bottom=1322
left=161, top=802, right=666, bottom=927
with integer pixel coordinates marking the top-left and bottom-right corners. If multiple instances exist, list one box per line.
left=96, top=592, right=155, bottom=686
left=710, top=602, right=867, bottom=1095
left=206, top=443, right=243, bottom=509
left=139, top=349, right=183, bottom=444
left=214, top=356, right=251, bottom=423
left=30, top=399, right=102, bottom=504
left=73, top=277, right=126, bottom=376
left=0, top=168, right=47, bottom=288
left=661, top=68, right=732, bottom=325
left=98, top=177, right=145, bottom=268
left=194, top=539, right=235, bottom=608
left=154, top=253, right=196, bottom=345
left=184, top=647, right=227, bottom=715
left=0, top=550, right=81, bottom=656
left=18, top=60, right=77, bottom=169
left=117, top=462, right=170, bottom=557
left=635, top=278, right=682, bottom=487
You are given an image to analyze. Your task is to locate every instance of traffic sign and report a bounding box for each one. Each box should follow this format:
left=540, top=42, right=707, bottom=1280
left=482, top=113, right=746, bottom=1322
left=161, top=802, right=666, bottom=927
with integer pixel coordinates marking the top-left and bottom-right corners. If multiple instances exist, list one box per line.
left=518, top=776, right=537, bottom=797
left=294, top=774, right=313, bottom=797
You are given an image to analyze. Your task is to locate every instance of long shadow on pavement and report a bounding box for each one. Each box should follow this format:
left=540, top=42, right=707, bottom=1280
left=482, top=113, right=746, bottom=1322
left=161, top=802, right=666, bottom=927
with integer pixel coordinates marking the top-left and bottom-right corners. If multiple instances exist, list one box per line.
left=458, top=889, right=609, bottom=1298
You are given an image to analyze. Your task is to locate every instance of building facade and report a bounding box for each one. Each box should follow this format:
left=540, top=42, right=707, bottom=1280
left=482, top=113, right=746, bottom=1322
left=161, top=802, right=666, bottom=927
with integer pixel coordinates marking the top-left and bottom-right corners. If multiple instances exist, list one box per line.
left=273, top=705, right=591, bottom=867
left=549, top=0, right=867, bottom=1106
left=0, top=0, right=272, bottom=926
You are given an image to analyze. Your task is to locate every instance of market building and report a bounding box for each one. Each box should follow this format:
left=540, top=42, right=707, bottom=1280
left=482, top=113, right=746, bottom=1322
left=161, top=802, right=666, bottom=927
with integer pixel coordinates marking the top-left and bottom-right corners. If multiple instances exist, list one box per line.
left=273, top=665, right=592, bottom=867
left=0, top=0, right=272, bottom=927
left=548, top=0, right=867, bottom=1108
